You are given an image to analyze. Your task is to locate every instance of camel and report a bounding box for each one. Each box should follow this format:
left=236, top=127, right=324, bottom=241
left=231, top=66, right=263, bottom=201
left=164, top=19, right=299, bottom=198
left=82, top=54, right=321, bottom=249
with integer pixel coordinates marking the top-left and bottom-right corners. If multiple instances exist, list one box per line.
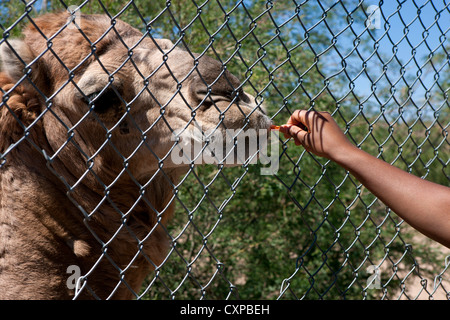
left=0, top=12, right=271, bottom=299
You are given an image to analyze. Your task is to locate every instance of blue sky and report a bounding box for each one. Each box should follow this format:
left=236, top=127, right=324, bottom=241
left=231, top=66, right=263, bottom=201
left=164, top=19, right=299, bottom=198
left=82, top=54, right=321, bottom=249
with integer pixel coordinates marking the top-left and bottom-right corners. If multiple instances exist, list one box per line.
left=375, top=0, right=449, bottom=73
left=308, top=0, right=450, bottom=116
left=361, top=1, right=449, bottom=102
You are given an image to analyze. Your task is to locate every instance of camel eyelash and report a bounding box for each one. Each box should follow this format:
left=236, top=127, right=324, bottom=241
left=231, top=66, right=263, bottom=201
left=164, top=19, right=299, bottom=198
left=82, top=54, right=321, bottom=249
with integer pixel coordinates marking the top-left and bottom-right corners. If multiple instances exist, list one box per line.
left=83, top=88, right=122, bottom=114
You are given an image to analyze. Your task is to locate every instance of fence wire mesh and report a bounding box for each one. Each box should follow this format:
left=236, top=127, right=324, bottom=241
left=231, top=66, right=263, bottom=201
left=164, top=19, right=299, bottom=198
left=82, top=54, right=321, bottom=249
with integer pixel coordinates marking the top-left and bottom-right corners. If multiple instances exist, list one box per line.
left=0, top=0, right=449, bottom=300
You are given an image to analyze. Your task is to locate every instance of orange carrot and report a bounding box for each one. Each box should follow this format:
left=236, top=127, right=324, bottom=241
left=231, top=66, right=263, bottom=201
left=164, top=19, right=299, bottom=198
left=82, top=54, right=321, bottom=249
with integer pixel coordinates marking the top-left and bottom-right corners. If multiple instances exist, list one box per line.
left=270, top=125, right=280, bottom=130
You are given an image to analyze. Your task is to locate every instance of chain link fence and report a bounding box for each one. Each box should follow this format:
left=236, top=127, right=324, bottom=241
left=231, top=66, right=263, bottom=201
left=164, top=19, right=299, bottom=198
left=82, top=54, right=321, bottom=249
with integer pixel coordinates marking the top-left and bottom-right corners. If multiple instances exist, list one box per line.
left=0, top=0, right=449, bottom=300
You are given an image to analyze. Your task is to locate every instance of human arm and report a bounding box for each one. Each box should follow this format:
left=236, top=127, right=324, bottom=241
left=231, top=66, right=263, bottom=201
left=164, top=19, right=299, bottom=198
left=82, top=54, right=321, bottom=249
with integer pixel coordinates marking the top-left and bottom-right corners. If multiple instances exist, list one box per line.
left=279, top=110, right=450, bottom=248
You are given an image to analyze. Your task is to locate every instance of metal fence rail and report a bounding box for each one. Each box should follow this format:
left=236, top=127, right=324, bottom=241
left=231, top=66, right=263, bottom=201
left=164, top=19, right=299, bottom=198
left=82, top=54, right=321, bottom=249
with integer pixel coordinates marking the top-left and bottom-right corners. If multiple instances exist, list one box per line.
left=0, top=0, right=449, bottom=300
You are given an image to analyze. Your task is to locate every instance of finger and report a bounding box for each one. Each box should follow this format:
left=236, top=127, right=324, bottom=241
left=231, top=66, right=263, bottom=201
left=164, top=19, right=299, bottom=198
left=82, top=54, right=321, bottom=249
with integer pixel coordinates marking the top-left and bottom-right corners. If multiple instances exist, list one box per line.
left=279, top=124, right=298, bottom=139
left=280, top=124, right=304, bottom=137
left=287, top=109, right=310, bottom=131
left=279, top=124, right=292, bottom=139
left=281, top=124, right=308, bottom=146
left=288, top=125, right=308, bottom=145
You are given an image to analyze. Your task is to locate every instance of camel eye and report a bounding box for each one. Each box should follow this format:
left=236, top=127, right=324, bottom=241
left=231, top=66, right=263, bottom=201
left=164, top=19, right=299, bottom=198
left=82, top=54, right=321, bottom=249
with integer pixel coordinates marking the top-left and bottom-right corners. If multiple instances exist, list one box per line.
left=236, top=89, right=250, bottom=103
left=84, top=87, right=122, bottom=114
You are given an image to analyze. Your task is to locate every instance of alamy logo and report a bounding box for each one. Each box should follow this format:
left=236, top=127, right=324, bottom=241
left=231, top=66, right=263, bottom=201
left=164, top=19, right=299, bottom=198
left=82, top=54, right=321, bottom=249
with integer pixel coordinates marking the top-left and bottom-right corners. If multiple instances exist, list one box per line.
left=366, top=5, right=381, bottom=30
left=170, top=125, right=280, bottom=175
left=66, top=265, right=81, bottom=291
left=67, top=5, right=82, bottom=30
left=366, top=265, right=381, bottom=289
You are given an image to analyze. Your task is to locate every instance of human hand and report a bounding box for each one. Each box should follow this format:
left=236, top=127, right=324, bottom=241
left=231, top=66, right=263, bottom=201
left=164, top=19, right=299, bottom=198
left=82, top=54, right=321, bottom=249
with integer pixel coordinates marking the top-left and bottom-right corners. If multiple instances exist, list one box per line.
left=277, top=110, right=450, bottom=248
left=279, top=110, right=356, bottom=161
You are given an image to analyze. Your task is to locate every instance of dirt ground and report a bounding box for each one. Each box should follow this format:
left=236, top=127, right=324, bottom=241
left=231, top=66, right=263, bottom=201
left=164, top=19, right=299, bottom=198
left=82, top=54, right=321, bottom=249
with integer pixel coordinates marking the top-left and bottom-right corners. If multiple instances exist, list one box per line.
left=397, top=227, right=450, bottom=300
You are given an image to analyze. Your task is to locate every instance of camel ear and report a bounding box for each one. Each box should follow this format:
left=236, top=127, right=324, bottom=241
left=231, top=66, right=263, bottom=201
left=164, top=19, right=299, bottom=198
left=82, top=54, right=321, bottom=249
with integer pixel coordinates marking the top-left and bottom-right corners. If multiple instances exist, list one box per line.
left=155, top=39, right=174, bottom=51
left=0, top=39, right=36, bottom=83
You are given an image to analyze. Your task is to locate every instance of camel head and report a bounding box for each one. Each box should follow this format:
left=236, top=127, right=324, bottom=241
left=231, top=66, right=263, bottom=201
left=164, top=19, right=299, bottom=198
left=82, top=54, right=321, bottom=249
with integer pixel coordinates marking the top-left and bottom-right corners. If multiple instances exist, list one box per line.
left=0, top=13, right=271, bottom=188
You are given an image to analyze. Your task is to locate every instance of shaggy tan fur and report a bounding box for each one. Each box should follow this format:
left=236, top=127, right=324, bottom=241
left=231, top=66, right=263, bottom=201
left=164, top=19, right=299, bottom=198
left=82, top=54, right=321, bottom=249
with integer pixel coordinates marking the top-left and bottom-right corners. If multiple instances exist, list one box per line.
left=0, top=12, right=270, bottom=299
